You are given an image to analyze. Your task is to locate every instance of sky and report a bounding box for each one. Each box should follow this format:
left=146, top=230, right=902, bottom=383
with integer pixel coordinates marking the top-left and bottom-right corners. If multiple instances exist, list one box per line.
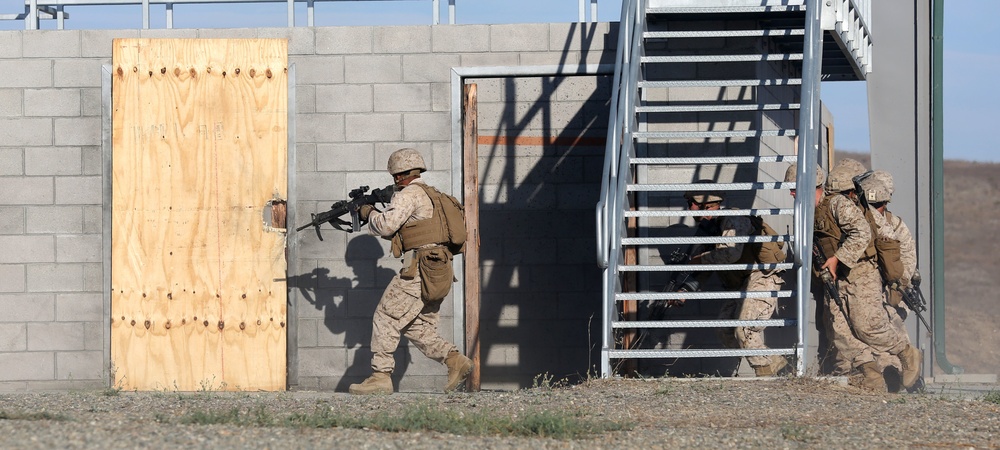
left=1, top=0, right=995, bottom=162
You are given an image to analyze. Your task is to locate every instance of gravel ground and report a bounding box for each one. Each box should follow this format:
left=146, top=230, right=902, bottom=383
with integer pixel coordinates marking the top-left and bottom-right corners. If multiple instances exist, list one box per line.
left=1, top=377, right=999, bottom=449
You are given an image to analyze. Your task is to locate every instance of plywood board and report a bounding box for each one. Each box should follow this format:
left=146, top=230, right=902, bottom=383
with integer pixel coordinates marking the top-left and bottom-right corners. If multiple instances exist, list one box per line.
left=111, top=38, right=288, bottom=391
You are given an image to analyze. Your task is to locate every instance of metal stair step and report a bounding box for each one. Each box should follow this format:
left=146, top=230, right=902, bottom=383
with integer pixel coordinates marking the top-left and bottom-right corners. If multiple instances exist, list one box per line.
left=631, top=156, right=796, bottom=165
left=616, top=290, right=794, bottom=300
left=626, top=181, right=794, bottom=192
left=644, top=29, right=804, bottom=39
left=608, top=348, right=795, bottom=359
left=646, top=6, right=805, bottom=15
left=624, top=208, right=793, bottom=218
left=612, top=319, right=795, bottom=328
left=638, top=79, right=801, bottom=88
left=636, top=103, right=800, bottom=113
left=621, top=235, right=792, bottom=246
left=634, top=130, right=796, bottom=140
left=641, top=54, right=803, bottom=64
left=618, top=263, right=794, bottom=272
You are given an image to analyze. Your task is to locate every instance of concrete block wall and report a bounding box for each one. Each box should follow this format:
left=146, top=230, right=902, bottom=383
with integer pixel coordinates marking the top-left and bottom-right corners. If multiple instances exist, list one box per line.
left=0, top=22, right=617, bottom=392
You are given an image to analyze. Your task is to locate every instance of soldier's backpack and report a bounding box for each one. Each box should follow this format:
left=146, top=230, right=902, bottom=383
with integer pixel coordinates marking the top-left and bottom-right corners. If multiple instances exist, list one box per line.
left=415, top=184, right=468, bottom=255
left=748, top=215, right=786, bottom=264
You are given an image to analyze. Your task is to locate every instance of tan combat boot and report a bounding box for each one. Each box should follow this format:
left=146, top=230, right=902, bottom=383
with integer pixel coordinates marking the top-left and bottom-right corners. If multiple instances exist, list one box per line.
left=858, top=362, right=887, bottom=392
left=899, top=345, right=923, bottom=389
left=753, top=355, right=789, bottom=377
left=349, top=372, right=393, bottom=395
left=443, top=351, right=473, bottom=393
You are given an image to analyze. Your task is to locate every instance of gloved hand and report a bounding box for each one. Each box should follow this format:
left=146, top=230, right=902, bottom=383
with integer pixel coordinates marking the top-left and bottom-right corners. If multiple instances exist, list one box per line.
left=359, top=204, right=375, bottom=221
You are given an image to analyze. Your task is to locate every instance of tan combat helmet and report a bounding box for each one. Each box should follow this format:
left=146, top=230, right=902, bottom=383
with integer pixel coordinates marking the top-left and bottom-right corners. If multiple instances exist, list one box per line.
left=387, top=147, right=427, bottom=176
left=683, top=180, right=724, bottom=205
left=857, top=170, right=894, bottom=203
left=826, top=164, right=862, bottom=193
left=834, top=158, right=866, bottom=177
left=783, top=163, right=826, bottom=188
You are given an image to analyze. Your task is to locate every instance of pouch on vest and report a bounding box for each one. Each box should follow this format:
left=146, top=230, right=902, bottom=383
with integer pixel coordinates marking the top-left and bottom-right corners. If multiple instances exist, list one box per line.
left=874, top=236, right=904, bottom=284
left=750, top=216, right=786, bottom=264
left=417, top=246, right=453, bottom=302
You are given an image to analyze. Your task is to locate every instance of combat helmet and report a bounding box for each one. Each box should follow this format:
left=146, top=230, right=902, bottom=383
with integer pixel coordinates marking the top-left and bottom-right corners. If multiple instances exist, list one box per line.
left=783, top=163, right=826, bottom=188
left=856, top=170, right=894, bottom=203
left=826, top=164, right=863, bottom=193
left=683, top=180, right=724, bottom=205
left=387, top=148, right=427, bottom=175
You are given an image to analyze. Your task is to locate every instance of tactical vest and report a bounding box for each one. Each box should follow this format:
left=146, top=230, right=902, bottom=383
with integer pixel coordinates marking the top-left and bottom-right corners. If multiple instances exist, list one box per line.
left=814, top=194, right=877, bottom=274
left=866, top=209, right=905, bottom=285
left=391, top=183, right=466, bottom=258
left=702, top=214, right=786, bottom=289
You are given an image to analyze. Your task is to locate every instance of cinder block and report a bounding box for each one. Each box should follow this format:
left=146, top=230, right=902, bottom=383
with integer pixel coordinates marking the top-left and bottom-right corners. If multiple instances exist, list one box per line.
left=296, top=318, right=319, bottom=347
left=0, top=207, right=25, bottom=235
left=0, top=89, right=22, bottom=117
left=0, top=236, right=54, bottom=263
left=374, top=26, right=431, bottom=54
left=490, top=23, right=550, bottom=52
left=0, top=265, right=25, bottom=293
left=0, top=293, right=55, bottom=322
left=374, top=84, right=431, bottom=112
left=82, top=30, right=138, bottom=58
left=345, top=114, right=402, bottom=142
left=402, top=113, right=449, bottom=142
left=316, top=143, right=375, bottom=172
left=0, top=148, right=23, bottom=176
left=83, top=321, right=102, bottom=351
left=0, top=60, right=52, bottom=88
left=27, top=322, right=83, bottom=351
left=401, top=54, right=460, bottom=83
left=344, top=55, right=402, bottom=84
left=26, top=264, right=84, bottom=292
left=0, top=118, right=53, bottom=146
left=0, top=324, right=26, bottom=352
left=25, top=147, right=82, bottom=176
left=431, top=25, right=489, bottom=53
left=82, top=146, right=101, bottom=176
left=295, top=114, right=345, bottom=144
left=53, top=59, right=103, bottom=89
left=81, top=206, right=101, bottom=234
left=258, top=27, right=315, bottom=56
left=25, top=206, right=83, bottom=234
left=55, top=293, right=102, bottom=323
left=196, top=28, right=258, bottom=39
left=295, top=171, right=346, bottom=201
left=54, top=176, right=102, bottom=205
left=23, top=30, right=81, bottom=58
left=54, top=117, right=101, bottom=146
left=56, top=350, right=103, bottom=380
left=24, top=89, right=80, bottom=118
left=56, top=234, right=102, bottom=263
left=315, top=84, right=372, bottom=113
left=0, top=32, right=22, bottom=58
left=81, top=87, right=101, bottom=118
left=0, top=352, right=53, bottom=381
left=316, top=26, right=373, bottom=55
left=548, top=22, right=613, bottom=52
left=82, top=263, right=102, bottom=292
left=297, top=346, right=349, bottom=377
left=138, top=29, right=198, bottom=39
left=292, top=56, right=345, bottom=85
left=295, top=84, right=316, bottom=114
left=295, top=143, right=317, bottom=172
left=459, top=52, right=519, bottom=68
left=430, top=82, right=449, bottom=112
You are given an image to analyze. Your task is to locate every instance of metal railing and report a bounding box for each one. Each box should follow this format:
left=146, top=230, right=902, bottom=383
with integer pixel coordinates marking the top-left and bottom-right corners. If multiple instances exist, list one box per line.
left=6, top=0, right=605, bottom=30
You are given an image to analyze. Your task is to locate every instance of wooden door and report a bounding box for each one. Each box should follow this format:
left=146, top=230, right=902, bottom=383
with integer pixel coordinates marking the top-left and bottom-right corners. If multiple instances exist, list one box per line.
left=111, top=38, right=288, bottom=391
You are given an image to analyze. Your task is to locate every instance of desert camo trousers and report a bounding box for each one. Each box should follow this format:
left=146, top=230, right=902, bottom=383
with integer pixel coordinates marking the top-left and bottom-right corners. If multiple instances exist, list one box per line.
left=825, top=259, right=909, bottom=372
left=370, top=274, right=458, bottom=373
left=718, top=270, right=783, bottom=368
left=874, top=299, right=912, bottom=372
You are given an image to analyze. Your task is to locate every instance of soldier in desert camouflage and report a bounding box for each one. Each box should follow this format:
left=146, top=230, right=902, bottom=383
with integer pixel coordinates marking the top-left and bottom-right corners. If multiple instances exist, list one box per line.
left=855, top=170, right=921, bottom=391
left=348, top=148, right=473, bottom=395
left=812, top=163, right=922, bottom=392
left=680, top=185, right=790, bottom=377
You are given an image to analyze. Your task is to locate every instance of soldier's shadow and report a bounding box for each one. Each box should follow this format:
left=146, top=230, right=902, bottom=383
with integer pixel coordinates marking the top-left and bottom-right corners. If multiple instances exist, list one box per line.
left=288, top=235, right=410, bottom=391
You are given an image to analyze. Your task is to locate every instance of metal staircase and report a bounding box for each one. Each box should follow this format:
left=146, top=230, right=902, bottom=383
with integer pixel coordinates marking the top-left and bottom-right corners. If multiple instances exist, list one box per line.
left=596, top=0, right=873, bottom=378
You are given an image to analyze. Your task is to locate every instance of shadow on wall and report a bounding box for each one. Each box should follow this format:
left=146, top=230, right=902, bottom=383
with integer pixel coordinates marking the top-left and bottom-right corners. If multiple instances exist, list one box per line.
left=475, top=23, right=611, bottom=389
left=287, top=235, right=411, bottom=391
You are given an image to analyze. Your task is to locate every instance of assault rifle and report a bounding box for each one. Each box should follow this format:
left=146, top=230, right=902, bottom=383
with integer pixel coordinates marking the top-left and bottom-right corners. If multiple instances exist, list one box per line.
left=296, top=185, right=395, bottom=240
left=812, top=243, right=841, bottom=305
left=898, top=272, right=933, bottom=334
left=648, top=249, right=701, bottom=319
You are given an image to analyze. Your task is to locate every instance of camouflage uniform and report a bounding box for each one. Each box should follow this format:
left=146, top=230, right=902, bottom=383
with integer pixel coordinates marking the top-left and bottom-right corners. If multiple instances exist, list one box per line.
left=817, top=193, right=910, bottom=370
left=366, top=178, right=459, bottom=374
left=695, top=216, right=784, bottom=370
